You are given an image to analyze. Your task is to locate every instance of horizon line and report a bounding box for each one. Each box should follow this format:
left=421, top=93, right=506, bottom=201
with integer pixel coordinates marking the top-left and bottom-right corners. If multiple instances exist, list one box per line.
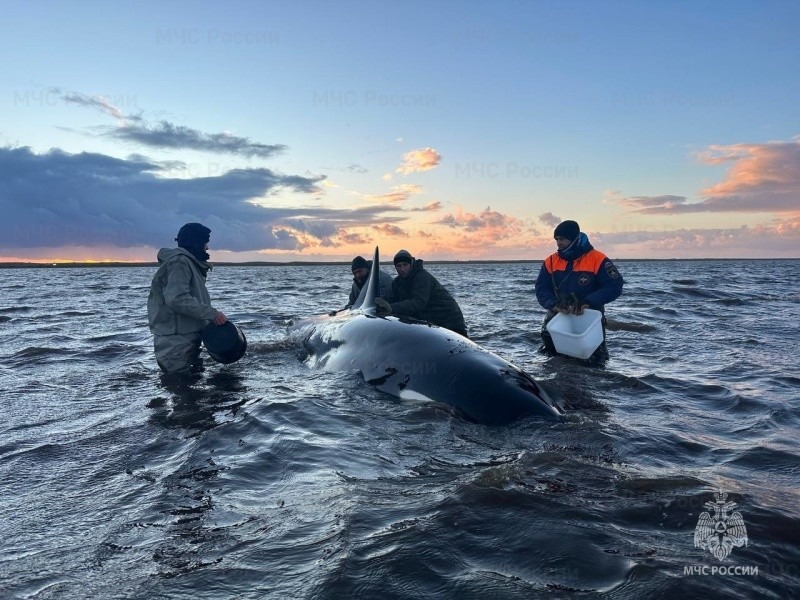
left=1, top=257, right=799, bottom=268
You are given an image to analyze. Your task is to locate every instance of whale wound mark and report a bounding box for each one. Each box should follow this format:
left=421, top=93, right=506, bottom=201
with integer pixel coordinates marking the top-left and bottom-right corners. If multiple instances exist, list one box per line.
left=501, top=368, right=539, bottom=394
left=397, top=374, right=411, bottom=391
left=367, top=367, right=398, bottom=386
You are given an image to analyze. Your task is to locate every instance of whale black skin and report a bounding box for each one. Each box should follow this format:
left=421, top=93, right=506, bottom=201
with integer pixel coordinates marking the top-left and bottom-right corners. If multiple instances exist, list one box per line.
left=290, top=248, right=563, bottom=425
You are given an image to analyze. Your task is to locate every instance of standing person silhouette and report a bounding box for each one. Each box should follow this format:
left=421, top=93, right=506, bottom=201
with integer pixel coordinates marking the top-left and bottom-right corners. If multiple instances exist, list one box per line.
left=536, top=220, right=623, bottom=362
left=147, top=223, right=228, bottom=375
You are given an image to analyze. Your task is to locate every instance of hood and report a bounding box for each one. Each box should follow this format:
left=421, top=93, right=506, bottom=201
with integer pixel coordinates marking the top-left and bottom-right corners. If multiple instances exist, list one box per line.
left=157, top=247, right=210, bottom=269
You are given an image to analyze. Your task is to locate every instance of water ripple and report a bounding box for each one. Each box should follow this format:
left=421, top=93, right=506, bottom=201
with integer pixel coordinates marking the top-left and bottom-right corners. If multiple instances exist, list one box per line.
left=0, top=260, right=798, bottom=598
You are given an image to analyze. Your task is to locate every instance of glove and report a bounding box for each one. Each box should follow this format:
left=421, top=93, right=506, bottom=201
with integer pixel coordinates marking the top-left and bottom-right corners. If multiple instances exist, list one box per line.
left=374, top=298, right=392, bottom=316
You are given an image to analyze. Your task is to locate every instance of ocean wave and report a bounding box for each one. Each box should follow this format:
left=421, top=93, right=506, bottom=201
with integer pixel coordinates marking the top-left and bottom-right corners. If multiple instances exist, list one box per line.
left=2, top=260, right=799, bottom=598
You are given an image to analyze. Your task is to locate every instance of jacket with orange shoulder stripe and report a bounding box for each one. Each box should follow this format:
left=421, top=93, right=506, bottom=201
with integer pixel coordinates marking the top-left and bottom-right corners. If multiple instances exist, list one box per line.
left=535, top=233, right=623, bottom=312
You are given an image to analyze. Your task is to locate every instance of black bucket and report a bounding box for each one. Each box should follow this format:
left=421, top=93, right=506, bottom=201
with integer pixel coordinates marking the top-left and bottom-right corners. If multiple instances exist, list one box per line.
left=202, top=321, right=247, bottom=364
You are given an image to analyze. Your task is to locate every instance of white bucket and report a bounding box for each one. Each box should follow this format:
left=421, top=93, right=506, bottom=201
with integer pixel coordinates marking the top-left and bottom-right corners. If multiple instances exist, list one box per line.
left=545, top=309, right=604, bottom=359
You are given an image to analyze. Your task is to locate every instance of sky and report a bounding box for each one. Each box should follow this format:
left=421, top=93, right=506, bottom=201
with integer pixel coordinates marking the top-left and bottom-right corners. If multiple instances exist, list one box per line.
left=1, top=0, right=799, bottom=262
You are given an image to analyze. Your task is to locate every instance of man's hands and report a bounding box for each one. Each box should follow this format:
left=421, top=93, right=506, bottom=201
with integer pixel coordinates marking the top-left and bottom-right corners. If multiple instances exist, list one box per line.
left=554, top=304, right=590, bottom=316
left=374, top=298, right=392, bottom=316
left=554, top=294, right=590, bottom=316
left=213, top=310, right=228, bottom=325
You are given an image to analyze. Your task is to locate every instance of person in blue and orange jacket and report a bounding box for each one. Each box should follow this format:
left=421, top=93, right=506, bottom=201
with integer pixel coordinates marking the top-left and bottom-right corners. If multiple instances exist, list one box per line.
left=535, top=220, right=623, bottom=362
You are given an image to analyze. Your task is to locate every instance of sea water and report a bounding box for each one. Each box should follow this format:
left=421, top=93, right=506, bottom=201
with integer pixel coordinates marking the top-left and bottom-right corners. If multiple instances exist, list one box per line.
left=1, top=260, right=798, bottom=598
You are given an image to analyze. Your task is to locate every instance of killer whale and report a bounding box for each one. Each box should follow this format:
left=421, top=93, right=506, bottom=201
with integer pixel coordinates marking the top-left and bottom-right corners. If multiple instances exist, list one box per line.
left=290, top=247, right=563, bottom=425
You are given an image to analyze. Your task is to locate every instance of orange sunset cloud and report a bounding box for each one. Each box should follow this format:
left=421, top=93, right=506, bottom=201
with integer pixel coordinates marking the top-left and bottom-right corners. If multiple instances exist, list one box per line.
left=698, top=138, right=800, bottom=206
left=364, top=184, right=423, bottom=204
left=372, top=223, right=408, bottom=237
left=614, top=137, right=800, bottom=215
left=396, top=147, right=442, bottom=175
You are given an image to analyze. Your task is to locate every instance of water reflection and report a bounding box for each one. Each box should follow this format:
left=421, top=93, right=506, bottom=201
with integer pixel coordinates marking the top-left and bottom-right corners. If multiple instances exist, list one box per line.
left=144, top=367, right=251, bottom=580
left=147, top=368, right=250, bottom=435
left=540, top=355, right=610, bottom=412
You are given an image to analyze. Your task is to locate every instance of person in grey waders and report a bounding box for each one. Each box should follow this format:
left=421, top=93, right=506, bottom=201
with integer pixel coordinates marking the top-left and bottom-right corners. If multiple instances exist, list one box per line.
left=147, top=223, right=228, bottom=375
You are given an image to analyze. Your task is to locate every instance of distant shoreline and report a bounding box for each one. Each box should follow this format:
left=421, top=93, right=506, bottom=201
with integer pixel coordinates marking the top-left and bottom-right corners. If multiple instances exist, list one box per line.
left=0, top=257, right=797, bottom=268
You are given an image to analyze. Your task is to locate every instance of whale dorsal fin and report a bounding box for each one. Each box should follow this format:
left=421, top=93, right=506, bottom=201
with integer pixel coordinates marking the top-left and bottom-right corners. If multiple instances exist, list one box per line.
left=352, top=246, right=380, bottom=313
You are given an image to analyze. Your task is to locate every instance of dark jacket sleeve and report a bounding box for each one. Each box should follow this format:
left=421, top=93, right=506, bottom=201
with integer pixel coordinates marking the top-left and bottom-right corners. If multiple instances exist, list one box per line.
left=582, top=259, right=623, bottom=309
left=390, top=272, right=433, bottom=317
left=379, top=271, right=394, bottom=301
left=535, top=262, right=558, bottom=310
left=347, top=281, right=359, bottom=307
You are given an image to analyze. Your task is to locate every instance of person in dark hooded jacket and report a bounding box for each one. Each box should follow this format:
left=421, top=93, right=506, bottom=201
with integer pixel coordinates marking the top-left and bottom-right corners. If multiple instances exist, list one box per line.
left=535, top=220, right=623, bottom=362
left=375, top=250, right=468, bottom=338
left=147, top=223, right=228, bottom=375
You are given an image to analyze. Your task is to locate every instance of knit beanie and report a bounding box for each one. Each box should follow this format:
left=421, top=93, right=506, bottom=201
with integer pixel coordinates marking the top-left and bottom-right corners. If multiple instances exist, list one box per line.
left=351, top=256, right=369, bottom=272
left=553, top=220, right=580, bottom=242
left=393, top=249, right=415, bottom=265
left=176, top=223, right=211, bottom=247
left=176, top=222, right=211, bottom=262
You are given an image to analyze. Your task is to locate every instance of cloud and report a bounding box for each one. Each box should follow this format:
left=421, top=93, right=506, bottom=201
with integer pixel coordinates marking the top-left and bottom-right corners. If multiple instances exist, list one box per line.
left=617, top=138, right=800, bottom=215
left=537, top=212, right=562, bottom=227
left=0, top=146, right=425, bottom=253
left=774, top=214, right=800, bottom=235
left=436, top=206, right=524, bottom=234
left=372, top=223, right=408, bottom=237
left=320, top=163, right=368, bottom=174
left=364, top=184, right=422, bottom=204
left=57, top=88, right=287, bottom=158
left=599, top=221, right=800, bottom=257
left=426, top=206, right=549, bottom=256
left=335, top=230, right=372, bottom=246
left=696, top=139, right=800, bottom=210
left=59, top=90, right=127, bottom=121
left=614, top=195, right=689, bottom=211
left=396, top=147, right=441, bottom=175
left=408, top=201, right=442, bottom=212
left=106, top=122, right=287, bottom=158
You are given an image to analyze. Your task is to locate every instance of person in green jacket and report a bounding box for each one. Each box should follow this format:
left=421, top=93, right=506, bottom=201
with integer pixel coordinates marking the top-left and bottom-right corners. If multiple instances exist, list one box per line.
left=147, top=223, right=228, bottom=375
left=375, top=249, right=468, bottom=338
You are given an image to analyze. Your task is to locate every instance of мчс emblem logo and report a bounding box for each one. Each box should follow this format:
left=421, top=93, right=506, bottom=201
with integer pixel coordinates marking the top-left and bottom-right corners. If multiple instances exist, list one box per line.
left=694, top=490, right=748, bottom=560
